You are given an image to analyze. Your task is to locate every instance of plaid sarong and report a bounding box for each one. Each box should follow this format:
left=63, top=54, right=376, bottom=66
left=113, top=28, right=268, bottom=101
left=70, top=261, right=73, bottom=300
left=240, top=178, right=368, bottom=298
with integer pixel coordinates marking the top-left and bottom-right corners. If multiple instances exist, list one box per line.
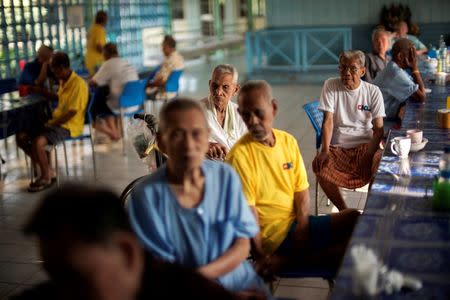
left=313, top=143, right=382, bottom=189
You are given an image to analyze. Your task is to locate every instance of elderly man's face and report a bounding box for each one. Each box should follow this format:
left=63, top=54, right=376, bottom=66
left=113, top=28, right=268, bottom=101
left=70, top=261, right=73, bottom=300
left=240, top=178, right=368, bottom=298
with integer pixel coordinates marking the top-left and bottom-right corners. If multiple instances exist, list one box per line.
left=339, top=57, right=365, bottom=90
left=209, top=72, right=239, bottom=110
left=373, top=34, right=390, bottom=56
left=162, top=42, right=172, bottom=57
left=397, top=22, right=408, bottom=37
left=238, top=89, right=276, bottom=143
left=40, top=235, right=141, bottom=300
left=158, top=108, right=209, bottom=172
left=37, top=47, right=52, bottom=64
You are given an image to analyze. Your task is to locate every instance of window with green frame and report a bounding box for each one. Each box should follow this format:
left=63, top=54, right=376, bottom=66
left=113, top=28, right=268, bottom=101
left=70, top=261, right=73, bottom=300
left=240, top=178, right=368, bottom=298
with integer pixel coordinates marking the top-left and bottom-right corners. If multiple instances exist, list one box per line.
left=1, top=0, right=171, bottom=80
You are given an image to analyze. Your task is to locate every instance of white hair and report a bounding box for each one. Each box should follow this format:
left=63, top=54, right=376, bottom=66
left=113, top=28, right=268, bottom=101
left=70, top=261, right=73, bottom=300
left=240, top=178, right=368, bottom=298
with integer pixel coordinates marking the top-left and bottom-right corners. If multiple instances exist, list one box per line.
left=212, top=64, right=239, bottom=83
left=339, top=50, right=365, bottom=67
left=372, top=28, right=390, bottom=42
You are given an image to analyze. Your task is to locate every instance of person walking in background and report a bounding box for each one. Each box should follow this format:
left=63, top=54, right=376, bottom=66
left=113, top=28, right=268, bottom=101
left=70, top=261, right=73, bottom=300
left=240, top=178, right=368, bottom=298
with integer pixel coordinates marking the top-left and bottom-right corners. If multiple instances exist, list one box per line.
left=85, top=11, right=108, bottom=76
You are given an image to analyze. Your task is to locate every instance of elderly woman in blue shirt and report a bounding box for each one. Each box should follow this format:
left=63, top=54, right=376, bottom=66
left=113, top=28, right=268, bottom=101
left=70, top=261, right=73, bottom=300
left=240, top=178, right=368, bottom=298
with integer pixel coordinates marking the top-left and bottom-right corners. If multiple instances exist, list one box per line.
left=127, top=98, right=271, bottom=298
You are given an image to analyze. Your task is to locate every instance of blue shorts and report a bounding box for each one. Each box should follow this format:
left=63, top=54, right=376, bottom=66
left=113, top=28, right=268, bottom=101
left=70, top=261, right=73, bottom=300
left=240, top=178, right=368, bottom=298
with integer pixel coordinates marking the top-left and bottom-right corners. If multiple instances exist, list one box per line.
left=276, top=215, right=332, bottom=255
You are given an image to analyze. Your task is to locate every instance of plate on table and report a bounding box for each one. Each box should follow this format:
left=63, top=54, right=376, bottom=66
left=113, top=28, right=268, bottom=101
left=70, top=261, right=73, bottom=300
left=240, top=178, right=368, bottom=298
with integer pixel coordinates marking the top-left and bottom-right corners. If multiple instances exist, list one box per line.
left=410, top=138, right=428, bottom=152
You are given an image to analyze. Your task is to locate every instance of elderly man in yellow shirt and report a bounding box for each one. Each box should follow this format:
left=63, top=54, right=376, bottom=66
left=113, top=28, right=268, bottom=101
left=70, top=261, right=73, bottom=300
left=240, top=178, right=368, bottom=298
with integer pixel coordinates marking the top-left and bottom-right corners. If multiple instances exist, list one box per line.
left=226, top=80, right=360, bottom=279
left=16, top=52, right=88, bottom=192
left=85, top=11, right=107, bottom=75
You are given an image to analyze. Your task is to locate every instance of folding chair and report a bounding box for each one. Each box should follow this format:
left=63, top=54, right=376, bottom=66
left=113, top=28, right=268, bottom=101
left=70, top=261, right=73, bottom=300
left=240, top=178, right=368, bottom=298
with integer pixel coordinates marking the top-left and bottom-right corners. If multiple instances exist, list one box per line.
left=118, top=79, right=147, bottom=155
left=302, top=100, right=331, bottom=215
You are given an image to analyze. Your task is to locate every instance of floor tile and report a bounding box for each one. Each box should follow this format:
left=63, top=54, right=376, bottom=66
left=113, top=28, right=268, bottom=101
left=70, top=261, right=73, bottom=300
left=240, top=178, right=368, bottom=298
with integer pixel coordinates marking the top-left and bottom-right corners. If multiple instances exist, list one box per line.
left=278, top=277, right=331, bottom=288
left=0, top=263, right=40, bottom=284
left=274, top=285, right=329, bottom=300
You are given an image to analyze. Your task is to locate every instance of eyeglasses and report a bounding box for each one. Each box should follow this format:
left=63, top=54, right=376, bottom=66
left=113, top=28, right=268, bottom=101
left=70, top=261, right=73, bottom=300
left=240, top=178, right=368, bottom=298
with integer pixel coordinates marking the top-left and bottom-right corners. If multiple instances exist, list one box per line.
left=338, top=66, right=360, bottom=74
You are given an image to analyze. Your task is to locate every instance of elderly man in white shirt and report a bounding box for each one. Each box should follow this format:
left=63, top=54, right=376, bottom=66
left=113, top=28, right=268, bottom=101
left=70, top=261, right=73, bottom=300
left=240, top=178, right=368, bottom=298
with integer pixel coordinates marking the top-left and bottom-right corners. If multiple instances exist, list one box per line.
left=200, top=64, right=247, bottom=160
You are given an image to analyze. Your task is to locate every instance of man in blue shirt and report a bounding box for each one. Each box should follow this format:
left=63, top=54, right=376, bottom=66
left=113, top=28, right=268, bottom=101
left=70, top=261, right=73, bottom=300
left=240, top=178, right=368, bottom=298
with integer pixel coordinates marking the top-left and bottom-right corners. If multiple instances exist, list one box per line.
left=127, top=98, right=271, bottom=298
left=19, top=45, right=54, bottom=92
left=373, top=38, right=426, bottom=123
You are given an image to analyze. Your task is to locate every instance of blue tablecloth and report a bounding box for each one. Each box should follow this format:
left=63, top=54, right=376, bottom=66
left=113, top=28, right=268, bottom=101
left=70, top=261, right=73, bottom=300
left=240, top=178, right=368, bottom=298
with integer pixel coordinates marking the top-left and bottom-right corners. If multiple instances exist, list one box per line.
left=330, top=84, right=450, bottom=299
left=0, top=92, right=49, bottom=139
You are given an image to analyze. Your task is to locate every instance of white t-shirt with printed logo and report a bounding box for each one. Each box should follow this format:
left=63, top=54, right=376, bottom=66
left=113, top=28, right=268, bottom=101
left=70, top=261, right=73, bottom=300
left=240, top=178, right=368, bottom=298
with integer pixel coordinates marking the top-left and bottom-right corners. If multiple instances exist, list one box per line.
left=319, top=77, right=385, bottom=148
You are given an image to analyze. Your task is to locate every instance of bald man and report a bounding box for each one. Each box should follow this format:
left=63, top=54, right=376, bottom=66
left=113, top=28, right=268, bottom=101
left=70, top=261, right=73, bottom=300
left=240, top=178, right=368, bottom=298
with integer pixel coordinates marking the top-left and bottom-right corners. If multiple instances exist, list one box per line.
left=226, top=80, right=359, bottom=279
left=364, top=29, right=391, bottom=82
left=19, top=45, right=55, bottom=92
left=373, top=38, right=426, bottom=123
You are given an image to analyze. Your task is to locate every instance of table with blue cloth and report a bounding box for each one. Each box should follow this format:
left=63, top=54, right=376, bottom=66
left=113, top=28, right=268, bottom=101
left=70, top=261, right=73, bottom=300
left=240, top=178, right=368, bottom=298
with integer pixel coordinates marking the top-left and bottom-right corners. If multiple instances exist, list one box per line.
left=330, top=84, right=450, bottom=299
left=0, top=91, right=49, bottom=139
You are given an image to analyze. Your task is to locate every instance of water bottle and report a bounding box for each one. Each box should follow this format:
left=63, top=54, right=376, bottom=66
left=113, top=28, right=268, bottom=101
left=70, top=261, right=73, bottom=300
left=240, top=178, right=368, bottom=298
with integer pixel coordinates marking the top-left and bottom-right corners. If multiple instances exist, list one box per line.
left=447, top=47, right=450, bottom=73
left=437, top=35, right=447, bottom=73
left=432, top=146, right=450, bottom=210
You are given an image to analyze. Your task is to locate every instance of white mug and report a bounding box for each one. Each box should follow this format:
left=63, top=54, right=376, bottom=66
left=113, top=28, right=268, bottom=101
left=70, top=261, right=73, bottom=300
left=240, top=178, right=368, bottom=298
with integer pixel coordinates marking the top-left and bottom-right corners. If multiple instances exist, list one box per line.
left=391, top=137, right=411, bottom=158
left=406, top=129, right=423, bottom=144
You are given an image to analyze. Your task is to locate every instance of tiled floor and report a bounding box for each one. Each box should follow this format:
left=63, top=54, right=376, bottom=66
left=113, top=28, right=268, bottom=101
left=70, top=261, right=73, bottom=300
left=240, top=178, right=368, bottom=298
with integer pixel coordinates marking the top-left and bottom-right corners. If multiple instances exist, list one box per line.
left=0, top=52, right=367, bottom=299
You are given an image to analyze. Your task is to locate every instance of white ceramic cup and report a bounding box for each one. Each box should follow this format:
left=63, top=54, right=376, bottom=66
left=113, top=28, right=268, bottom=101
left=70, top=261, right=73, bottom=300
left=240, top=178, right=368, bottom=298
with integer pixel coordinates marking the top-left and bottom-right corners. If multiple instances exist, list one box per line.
left=406, top=129, right=423, bottom=144
left=391, top=137, right=411, bottom=158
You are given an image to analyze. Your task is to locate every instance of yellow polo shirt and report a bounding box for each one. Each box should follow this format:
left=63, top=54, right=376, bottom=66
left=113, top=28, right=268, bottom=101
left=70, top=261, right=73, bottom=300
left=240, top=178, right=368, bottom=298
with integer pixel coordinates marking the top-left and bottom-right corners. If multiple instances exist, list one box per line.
left=85, top=24, right=106, bottom=75
left=226, top=129, right=309, bottom=254
left=51, top=71, right=88, bottom=137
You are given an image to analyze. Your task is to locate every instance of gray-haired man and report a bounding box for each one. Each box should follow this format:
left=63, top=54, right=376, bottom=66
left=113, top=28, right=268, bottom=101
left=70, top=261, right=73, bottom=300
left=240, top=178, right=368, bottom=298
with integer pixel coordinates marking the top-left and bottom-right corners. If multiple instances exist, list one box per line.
left=201, top=64, right=247, bottom=160
left=313, top=50, right=385, bottom=211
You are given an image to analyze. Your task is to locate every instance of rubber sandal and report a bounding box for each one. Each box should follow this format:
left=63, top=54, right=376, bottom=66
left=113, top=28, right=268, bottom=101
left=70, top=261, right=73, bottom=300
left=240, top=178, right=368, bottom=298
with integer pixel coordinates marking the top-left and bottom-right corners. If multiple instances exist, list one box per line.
left=28, top=179, right=54, bottom=192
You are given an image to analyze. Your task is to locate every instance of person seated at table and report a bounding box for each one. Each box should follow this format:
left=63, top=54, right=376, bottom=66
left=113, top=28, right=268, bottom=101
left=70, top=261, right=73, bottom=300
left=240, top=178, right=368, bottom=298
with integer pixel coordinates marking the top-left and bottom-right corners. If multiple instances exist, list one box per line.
left=89, top=43, right=138, bottom=141
left=363, top=29, right=391, bottom=82
left=226, top=80, right=360, bottom=278
left=200, top=64, right=247, bottom=160
left=312, top=50, right=385, bottom=211
left=11, top=184, right=263, bottom=300
left=127, top=98, right=271, bottom=298
left=146, top=35, right=184, bottom=100
left=392, top=21, right=428, bottom=56
left=16, top=52, right=88, bottom=192
left=373, top=38, right=426, bottom=125
left=18, top=45, right=55, bottom=94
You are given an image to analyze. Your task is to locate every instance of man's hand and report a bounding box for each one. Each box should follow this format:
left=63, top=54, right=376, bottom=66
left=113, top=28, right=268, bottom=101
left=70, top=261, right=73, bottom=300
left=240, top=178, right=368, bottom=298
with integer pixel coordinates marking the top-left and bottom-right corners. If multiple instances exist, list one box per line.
left=254, top=254, right=276, bottom=282
left=313, top=151, right=329, bottom=172
left=405, top=47, right=418, bottom=70
left=207, top=142, right=227, bottom=160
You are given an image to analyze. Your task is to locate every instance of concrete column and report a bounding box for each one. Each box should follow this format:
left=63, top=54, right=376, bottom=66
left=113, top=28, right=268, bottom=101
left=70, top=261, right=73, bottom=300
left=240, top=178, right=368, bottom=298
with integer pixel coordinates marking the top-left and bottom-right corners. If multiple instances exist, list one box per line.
left=212, top=0, right=223, bottom=40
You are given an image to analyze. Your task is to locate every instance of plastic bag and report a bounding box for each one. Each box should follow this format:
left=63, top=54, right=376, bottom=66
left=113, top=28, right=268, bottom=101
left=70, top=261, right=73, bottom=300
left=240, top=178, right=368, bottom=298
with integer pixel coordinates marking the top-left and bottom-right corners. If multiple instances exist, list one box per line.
left=127, top=117, right=156, bottom=160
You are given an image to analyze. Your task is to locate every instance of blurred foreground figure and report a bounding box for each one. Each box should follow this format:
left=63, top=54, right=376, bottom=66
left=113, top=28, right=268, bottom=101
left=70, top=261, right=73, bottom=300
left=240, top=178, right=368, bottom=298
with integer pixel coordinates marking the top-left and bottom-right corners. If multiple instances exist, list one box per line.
left=10, top=184, right=265, bottom=300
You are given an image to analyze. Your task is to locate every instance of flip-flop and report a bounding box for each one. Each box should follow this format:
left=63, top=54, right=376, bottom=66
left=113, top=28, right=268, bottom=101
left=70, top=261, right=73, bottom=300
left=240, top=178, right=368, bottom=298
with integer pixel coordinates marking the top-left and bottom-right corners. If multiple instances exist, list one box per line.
left=28, top=179, right=54, bottom=193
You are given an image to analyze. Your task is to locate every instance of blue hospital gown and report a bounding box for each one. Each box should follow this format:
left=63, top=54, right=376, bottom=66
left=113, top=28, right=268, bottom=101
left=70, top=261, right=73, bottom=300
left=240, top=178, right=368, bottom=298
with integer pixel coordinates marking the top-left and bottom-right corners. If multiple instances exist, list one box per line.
left=373, top=60, right=418, bottom=120
left=128, top=160, right=268, bottom=293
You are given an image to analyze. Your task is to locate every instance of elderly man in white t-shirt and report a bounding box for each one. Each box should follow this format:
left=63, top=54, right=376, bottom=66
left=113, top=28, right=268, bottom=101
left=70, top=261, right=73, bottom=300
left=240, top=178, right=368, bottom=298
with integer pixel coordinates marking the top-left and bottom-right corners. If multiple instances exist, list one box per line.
left=200, top=64, right=247, bottom=160
left=89, top=43, right=139, bottom=140
left=313, top=50, right=385, bottom=211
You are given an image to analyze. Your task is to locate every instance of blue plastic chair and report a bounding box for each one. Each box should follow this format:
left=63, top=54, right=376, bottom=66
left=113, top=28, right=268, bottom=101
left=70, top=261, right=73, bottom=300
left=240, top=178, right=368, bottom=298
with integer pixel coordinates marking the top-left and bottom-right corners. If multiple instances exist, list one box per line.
left=165, top=69, right=183, bottom=96
left=302, top=100, right=327, bottom=215
left=118, top=79, right=146, bottom=154
left=0, top=78, right=17, bottom=94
